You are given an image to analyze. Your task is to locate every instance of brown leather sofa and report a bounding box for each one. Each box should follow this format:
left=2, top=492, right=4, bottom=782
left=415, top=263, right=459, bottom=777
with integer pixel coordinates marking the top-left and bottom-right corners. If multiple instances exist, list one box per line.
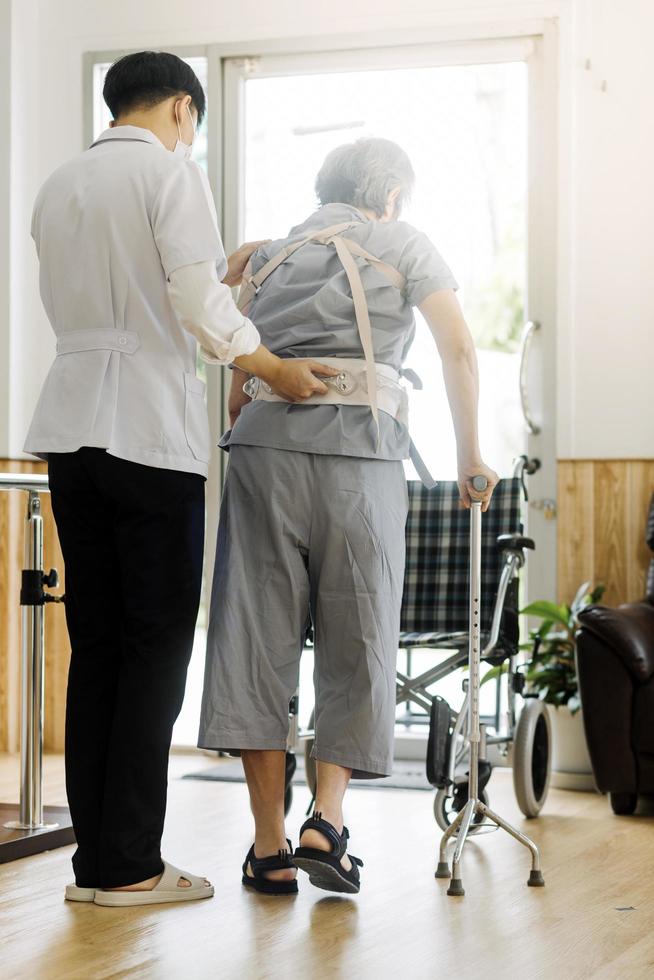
left=576, top=493, right=654, bottom=815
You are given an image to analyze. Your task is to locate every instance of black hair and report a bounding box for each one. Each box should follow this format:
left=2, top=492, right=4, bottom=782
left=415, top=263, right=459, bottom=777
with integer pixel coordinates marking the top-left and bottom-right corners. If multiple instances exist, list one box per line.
left=103, top=51, right=206, bottom=124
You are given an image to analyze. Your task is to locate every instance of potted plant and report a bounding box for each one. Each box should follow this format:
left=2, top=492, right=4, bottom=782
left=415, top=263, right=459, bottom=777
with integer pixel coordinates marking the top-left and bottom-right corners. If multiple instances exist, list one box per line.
left=520, top=582, right=605, bottom=791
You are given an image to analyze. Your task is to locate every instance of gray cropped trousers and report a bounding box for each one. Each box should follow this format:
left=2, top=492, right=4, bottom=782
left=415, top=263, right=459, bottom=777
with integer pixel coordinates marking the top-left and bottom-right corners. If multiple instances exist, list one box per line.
left=198, top=445, right=408, bottom=778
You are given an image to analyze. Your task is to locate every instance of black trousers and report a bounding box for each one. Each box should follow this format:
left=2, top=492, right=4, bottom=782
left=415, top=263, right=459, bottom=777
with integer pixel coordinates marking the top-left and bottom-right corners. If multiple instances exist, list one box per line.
left=48, top=448, right=205, bottom=888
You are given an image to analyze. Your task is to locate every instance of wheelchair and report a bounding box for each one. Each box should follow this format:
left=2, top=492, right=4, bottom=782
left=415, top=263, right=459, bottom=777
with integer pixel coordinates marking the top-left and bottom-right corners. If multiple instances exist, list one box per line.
left=284, top=456, right=552, bottom=829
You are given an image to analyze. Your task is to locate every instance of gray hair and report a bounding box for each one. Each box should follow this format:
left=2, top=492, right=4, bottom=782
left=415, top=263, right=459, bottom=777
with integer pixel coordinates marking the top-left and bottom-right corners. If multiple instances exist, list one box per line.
left=315, top=137, right=415, bottom=218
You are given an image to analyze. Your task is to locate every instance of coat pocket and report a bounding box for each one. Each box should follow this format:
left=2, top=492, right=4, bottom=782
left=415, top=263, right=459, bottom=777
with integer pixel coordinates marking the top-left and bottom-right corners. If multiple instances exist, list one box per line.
left=184, top=372, right=211, bottom=462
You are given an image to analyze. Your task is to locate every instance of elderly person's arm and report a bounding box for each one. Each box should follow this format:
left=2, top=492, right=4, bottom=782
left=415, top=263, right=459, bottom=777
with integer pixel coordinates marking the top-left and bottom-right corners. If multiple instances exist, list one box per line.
left=419, top=288, right=498, bottom=511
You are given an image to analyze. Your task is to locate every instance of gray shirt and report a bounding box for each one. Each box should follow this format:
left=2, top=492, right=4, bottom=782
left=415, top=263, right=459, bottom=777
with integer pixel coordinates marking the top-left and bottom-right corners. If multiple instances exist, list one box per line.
left=221, top=203, right=457, bottom=460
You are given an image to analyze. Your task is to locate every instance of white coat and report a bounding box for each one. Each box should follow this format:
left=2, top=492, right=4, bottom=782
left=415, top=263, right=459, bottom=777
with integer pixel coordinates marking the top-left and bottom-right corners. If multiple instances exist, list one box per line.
left=24, top=125, right=256, bottom=477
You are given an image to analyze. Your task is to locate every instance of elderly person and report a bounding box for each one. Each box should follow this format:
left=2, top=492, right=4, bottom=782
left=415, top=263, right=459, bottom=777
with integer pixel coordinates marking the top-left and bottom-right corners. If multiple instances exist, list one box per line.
left=198, top=137, right=498, bottom=895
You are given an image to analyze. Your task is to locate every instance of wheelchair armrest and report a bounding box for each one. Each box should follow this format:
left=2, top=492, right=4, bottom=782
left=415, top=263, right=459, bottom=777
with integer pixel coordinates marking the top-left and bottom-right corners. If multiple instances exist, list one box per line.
left=497, top=533, right=535, bottom=552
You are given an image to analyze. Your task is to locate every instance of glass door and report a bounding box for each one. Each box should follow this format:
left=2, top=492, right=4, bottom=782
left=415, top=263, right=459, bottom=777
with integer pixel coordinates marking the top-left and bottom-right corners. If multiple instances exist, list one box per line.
left=222, top=36, right=556, bottom=508
left=221, top=35, right=557, bottom=725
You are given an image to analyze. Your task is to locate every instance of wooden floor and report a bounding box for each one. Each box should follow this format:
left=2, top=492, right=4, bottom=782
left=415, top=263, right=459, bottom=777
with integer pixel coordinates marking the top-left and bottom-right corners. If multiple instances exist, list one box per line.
left=1, top=754, right=653, bottom=980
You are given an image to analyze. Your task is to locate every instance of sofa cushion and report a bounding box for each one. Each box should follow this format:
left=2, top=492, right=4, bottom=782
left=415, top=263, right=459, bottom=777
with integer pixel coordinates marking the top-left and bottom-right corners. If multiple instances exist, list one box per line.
left=577, top=603, right=654, bottom=683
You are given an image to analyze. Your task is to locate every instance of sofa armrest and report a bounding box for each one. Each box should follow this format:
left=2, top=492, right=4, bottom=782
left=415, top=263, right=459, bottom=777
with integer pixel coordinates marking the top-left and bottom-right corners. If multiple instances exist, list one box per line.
left=576, top=603, right=654, bottom=683
left=575, top=630, right=638, bottom=793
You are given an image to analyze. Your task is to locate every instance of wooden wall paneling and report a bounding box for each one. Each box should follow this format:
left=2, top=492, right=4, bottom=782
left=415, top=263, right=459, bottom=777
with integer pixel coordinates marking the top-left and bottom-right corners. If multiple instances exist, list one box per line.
left=593, top=461, right=629, bottom=606
left=0, top=475, right=22, bottom=752
left=41, top=488, right=68, bottom=752
left=625, top=461, right=654, bottom=601
left=557, top=460, right=594, bottom=603
left=557, top=459, right=654, bottom=609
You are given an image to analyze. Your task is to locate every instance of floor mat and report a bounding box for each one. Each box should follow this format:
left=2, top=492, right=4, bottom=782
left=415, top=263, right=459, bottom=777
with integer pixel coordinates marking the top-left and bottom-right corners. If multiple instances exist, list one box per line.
left=183, top=755, right=433, bottom=791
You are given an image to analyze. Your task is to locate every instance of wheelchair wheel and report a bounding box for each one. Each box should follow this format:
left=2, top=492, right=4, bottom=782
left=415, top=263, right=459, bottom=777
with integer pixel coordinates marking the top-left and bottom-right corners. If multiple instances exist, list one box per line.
left=434, top=787, right=489, bottom=833
left=512, top=697, right=551, bottom=817
left=303, top=710, right=317, bottom=800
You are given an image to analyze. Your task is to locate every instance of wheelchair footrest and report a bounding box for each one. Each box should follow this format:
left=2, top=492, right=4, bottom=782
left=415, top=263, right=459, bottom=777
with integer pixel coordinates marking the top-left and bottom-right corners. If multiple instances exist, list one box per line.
left=426, top=696, right=452, bottom=788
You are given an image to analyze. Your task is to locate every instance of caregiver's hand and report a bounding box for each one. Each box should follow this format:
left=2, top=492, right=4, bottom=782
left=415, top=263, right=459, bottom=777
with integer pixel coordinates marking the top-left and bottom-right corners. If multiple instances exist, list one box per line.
left=223, top=239, right=272, bottom=288
left=266, top=358, right=341, bottom=402
left=232, top=348, right=340, bottom=403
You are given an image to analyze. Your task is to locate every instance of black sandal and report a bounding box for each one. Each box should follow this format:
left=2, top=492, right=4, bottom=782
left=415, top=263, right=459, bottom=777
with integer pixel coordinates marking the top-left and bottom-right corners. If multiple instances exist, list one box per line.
left=242, top=839, right=298, bottom=895
left=294, top=812, right=363, bottom=894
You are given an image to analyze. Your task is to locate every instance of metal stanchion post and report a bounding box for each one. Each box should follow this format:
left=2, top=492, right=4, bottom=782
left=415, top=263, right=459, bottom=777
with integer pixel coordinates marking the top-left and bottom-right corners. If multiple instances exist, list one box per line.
left=5, top=492, right=56, bottom=831
left=0, top=474, right=75, bottom=861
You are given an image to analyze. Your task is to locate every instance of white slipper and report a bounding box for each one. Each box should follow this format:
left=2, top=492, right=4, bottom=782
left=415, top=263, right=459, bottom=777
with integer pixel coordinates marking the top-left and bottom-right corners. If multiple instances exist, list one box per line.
left=93, top=861, right=214, bottom=907
left=65, top=884, right=96, bottom=902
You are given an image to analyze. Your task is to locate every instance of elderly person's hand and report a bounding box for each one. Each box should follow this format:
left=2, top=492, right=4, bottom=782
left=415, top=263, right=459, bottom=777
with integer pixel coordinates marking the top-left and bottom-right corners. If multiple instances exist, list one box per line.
left=223, top=240, right=271, bottom=288
left=457, top=459, right=499, bottom=512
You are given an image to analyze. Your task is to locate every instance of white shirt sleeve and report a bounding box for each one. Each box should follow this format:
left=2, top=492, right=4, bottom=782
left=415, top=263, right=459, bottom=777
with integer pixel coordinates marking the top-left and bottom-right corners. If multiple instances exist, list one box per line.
left=168, top=260, right=261, bottom=365
left=151, top=161, right=227, bottom=279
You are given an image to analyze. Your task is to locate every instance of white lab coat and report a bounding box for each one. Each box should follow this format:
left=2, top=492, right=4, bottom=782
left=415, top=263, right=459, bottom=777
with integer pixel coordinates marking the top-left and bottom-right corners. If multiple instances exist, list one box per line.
left=24, top=125, right=257, bottom=477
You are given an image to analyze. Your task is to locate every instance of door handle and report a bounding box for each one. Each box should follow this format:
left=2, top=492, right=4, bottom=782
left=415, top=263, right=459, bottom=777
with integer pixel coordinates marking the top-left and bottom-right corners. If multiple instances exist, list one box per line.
left=519, top=320, right=541, bottom=435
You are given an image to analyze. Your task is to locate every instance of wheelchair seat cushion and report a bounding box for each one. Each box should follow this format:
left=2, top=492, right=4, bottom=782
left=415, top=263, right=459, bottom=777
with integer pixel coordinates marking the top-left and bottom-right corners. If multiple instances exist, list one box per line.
left=398, top=630, right=511, bottom=667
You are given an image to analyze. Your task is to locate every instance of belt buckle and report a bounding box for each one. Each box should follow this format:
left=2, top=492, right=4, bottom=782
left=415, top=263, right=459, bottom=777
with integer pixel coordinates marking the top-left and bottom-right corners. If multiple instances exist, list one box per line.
left=242, top=376, right=259, bottom=398
left=243, top=376, right=272, bottom=398
left=326, top=370, right=356, bottom=396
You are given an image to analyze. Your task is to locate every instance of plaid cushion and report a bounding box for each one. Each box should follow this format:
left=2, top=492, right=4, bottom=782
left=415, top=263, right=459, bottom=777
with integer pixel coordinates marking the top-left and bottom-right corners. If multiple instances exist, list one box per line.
left=400, top=478, right=523, bottom=635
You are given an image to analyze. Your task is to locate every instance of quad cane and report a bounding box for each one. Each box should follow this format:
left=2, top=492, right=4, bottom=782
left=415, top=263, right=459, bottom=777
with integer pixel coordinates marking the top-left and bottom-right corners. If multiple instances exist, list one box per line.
left=434, top=475, right=545, bottom=897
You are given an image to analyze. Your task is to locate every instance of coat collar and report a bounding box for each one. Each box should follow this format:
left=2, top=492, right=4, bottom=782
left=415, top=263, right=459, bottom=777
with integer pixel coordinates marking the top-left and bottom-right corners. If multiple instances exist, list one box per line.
left=90, top=125, right=165, bottom=149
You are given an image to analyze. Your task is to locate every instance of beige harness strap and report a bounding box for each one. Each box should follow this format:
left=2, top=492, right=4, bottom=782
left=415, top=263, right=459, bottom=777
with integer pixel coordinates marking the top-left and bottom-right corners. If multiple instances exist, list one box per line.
left=330, top=234, right=380, bottom=445
left=339, top=239, right=406, bottom=291
left=236, top=219, right=407, bottom=450
left=237, top=222, right=358, bottom=312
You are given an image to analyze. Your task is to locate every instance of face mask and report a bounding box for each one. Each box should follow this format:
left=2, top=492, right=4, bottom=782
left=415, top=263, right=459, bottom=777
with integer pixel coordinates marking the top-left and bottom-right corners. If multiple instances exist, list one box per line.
left=173, top=103, right=196, bottom=160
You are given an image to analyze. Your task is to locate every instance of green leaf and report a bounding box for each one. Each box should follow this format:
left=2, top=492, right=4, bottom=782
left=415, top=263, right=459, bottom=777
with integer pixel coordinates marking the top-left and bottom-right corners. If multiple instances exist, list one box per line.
left=525, top=668, right=564, bottom=684
left=590, top=583, right=606, bottom=603
left=480, top=663, right=508, bottom=686
left=520, top=601, right=570, bottom=626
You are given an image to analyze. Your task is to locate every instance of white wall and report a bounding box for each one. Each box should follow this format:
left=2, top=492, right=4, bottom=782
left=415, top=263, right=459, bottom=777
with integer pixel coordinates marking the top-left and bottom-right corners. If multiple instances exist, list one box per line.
left=560, top=0, right=654, bottom=458
left=2, top=0, right=653, bottom=459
